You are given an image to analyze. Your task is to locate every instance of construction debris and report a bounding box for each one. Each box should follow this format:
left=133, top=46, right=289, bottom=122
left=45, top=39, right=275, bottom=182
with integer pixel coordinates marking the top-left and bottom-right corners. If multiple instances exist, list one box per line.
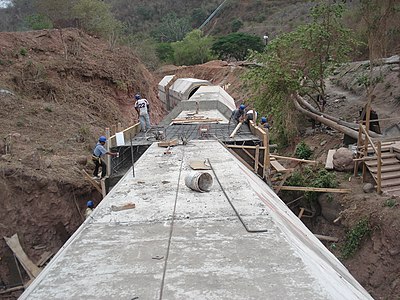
left=325, top=149, right=336, bottom=170
left=189, top=160, right=211, bottom=170
left=3, top=234, right=41, bottom=280
left=157, top=139, right=178, bottom=148
left=111, top=203, right=136, bottom=212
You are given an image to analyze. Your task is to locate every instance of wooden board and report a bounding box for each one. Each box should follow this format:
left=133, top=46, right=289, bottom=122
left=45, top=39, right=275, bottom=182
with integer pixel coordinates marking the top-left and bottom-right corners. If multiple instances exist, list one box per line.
left=368, top=164, right=400, bottom=173
left=325, top=149, right=336, bottom=170
left=380, top=178, right=400, bottom=188
left=365, top=158, right=399, bottom=167
left=157, top=139, right=178, bottom=147
left=280, top=186, right=351, bottom=193
left=270, top=160, right=287, bottom=172
left=3, top=234, right=41, bottom=279
left=372, top=171, right=400, bottom=180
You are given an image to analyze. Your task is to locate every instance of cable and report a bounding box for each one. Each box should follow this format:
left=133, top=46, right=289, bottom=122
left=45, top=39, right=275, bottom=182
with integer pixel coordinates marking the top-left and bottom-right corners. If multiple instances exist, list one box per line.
left=207, top=159, right=268, bottom=233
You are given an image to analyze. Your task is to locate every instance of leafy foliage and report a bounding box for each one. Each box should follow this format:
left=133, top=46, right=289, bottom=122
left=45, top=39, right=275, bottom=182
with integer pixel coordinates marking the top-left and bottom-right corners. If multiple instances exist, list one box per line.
left=212, top=32, right=264, bottom=61
left=151, top=13, right=191, bottom=42
left=172, top=30, right=214, bottom=66
left=26, top=13, right=53, bottom=30
left=231, top=18, right=243, bottom=32
left=341, top=219, right=371, bottom=259
left=245, top=2, right=357, bottom=144
left=156, top=42, right=174, bottom=63
left=294, top=141, right=312, bottom=159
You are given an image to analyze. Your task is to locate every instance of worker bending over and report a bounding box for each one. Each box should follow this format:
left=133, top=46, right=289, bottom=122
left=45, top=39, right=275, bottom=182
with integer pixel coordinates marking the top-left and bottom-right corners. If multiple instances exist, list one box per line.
left=244, top=109, right=258, bottom=124
left=230, top=104, right=246, bottom=125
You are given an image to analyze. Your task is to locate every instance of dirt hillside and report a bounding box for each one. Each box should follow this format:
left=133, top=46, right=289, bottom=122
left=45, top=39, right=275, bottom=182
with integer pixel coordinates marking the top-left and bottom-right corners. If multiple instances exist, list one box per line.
left=0, top=28, right=165, bottom=297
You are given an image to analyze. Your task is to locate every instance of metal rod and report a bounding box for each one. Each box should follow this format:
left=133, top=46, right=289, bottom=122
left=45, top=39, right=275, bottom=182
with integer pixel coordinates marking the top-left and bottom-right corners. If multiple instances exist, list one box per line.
left=130, top=133, right=135, bottom=178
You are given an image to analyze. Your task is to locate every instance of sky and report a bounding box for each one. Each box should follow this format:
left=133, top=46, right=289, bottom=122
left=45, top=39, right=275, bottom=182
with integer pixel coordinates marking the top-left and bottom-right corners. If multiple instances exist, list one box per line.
left=0, top=0, right=10, bottom=8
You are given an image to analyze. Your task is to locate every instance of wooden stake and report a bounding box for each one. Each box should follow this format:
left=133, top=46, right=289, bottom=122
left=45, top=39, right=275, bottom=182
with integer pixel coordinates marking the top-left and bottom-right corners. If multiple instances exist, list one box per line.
left=254, top=145, right=260, bottom=174
left=117, top=122, right=122, bottom=132
left=314, top=234, right=339, bottom=242
left=105, top=127, right=111, bottom=177
left=298, top=208, right=305, bottom=219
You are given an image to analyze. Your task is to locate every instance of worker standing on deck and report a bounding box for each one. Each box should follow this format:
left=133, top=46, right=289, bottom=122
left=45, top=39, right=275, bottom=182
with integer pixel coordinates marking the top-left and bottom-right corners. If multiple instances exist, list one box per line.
left=92, top=136, right=118, bottom=179
left=230, top=104, right=246, bottom=125
left=134, top=94, right=151, bottom=132
left=85, top=200, right=94, bottom=219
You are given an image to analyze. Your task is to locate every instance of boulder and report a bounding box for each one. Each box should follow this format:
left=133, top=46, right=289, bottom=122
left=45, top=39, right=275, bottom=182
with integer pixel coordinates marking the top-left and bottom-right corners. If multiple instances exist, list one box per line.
left=318, top=193, right=341, bottom=222
left=333, top=147, right=354, bottom=172
left=363, top=183, right=375, bottom=193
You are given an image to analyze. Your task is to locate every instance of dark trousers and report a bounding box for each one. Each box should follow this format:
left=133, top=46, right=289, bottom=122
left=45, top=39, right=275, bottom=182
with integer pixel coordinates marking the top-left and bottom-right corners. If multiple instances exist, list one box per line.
left=93, top=158, right=107, bottom=178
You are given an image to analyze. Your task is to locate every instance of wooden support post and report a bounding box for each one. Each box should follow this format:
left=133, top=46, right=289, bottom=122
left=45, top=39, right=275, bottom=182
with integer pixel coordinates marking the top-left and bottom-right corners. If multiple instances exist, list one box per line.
left=263, top=130, right=270, bottom=179
left=377, top=141, right=382, bottom=194
left=117, top=122, right=122, bottom=132
left=105, top=127, right=111, bottom=177
left=362, top=125, right=368, bottom=182
left=242, top=148, right=263, bottom=170
left=100, top=178, right=107, bottom=197
left=254, top=145, right=260, bottom=174
left=111, top=124, right=117, bottom=136
left=354, top=124, right=363, bottom=177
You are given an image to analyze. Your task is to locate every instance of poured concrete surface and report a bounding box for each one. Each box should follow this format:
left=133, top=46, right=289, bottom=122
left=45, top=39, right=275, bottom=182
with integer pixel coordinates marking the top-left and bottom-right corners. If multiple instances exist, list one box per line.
left=21, top=141, right=373, bottom=300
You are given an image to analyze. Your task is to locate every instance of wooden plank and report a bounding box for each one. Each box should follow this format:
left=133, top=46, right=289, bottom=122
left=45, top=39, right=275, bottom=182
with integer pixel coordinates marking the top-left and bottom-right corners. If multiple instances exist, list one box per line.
left=36, top=251, right=54, bottom=267
left=157, top=139, right=178, bottom=147
left=270, top=154, right=317, bottom=164
left=242, top=148, right=263, bottom=170
left=325, top=149, right=336, bottom=170
left=3, top=234, right=41, bottom=279
left=226, top=145, right=267, bottom=150
left=0, top=286, right=25, bottom=295
left=368, top=164, right=400, bottom=173
left=365, top=157, right=399, bottom=167
left=81, top=169, right=103, bottom=195
left=105, top=127, right=111, bottom=177
left=380, top=178, right=400, bottom=188
left=275, top=170, right=292, bottom=193
left=270, top=160, right=287, bottom=172
left=372, top=171, right=400, bottom=180
left=280, top=186, right=351, bottom=193
left=314, top=234, right=339, bottom=242
left=229, top=121, right=243, bottom=138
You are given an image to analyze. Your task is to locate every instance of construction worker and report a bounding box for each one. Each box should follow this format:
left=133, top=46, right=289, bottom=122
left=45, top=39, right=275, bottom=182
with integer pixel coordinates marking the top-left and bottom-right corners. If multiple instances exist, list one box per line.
left=230, top=104, right=246, bottom=125
left=85, top=200, right=94, bottom=219
left=244, top=109, right=258, bottom=124
left=134, top=94, right=151, bottom=132
left=261, top=116, right=270, bottom=129
left=92, top=136, right=118, bottom=179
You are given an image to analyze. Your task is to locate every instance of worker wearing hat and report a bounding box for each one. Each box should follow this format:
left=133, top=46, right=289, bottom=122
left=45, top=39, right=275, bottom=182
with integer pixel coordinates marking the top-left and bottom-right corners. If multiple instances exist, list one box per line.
left=92, top=136, right=118, bottom=179
left=230, top=104, right=246, bottom=125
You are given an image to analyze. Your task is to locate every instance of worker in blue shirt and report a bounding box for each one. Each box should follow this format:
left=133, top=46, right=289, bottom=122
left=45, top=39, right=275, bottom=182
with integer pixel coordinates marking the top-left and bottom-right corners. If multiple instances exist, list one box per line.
left=230, top=104, right=246, bottom=125
left=92, top=136, right=118, bottom=179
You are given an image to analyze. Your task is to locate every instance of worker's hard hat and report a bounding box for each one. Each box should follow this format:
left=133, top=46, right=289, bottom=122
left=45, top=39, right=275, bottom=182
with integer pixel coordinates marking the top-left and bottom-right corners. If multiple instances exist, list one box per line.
left=135, top=94, right=141, bottom=100
left=99, top=136, right=107, bottom=142
left=239, top=104, right=245, bottom=110
left=87, top=200, right=94, bottom=208
left=261, top=117, right=267, bottom=123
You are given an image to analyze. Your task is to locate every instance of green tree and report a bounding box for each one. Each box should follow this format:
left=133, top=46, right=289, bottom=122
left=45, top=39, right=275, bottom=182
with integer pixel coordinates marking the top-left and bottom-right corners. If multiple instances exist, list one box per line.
left=26, top=13, right=53, bottom=29
left=172, top=29, right=214, bottom=65
left=245, top=2, right=356, bottom=144
left=231, top=18, right=243, bottom=32
left=72, top=0, right=123, bottom=49
left=152, top=13, right=191, bottom=42
left=156, top=42, right=174, bottom=63
left=212, top=32, right=264, bottom=61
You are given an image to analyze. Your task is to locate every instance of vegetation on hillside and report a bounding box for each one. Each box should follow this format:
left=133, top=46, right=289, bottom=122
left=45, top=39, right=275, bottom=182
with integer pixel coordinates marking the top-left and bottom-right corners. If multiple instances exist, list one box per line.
left=245, top=2, right=357, bottom=145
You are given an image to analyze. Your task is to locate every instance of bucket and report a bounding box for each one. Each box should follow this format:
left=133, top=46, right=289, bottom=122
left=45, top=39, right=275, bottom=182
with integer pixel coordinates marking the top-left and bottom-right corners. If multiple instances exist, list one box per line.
left=185, top=172, right=213, bottom=192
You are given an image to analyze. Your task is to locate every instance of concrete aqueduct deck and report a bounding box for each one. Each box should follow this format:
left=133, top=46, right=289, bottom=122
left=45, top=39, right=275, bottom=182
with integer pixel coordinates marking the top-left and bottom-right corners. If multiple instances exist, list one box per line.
left=20, top=140, right=373, bottom=300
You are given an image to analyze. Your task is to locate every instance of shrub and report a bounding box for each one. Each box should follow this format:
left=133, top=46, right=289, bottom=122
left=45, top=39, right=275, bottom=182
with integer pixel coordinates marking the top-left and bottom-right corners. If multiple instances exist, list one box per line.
left=294, top=141, right=312, bottom=159
left=231, top=18, right=243, bottom=32
left=19, top=47, right=28, bottom=56
left=341, top=219, right=370, bottom=259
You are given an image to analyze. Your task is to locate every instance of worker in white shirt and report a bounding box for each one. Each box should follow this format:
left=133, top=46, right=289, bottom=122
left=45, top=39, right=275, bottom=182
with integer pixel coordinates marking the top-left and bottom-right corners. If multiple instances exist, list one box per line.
left=134, top=94, right=151, bottom=132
